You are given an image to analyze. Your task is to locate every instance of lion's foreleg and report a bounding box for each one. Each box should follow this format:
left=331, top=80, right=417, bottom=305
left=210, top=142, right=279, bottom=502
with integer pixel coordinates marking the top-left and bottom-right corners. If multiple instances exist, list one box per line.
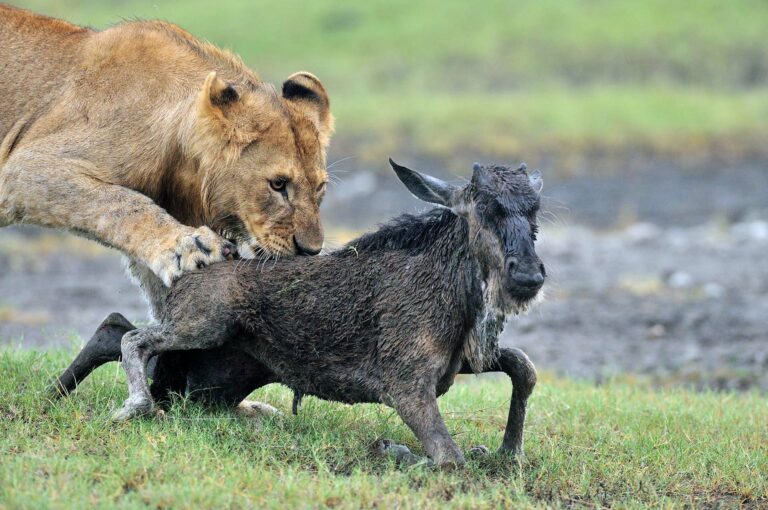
left=0, top=151, right=234, bottom=285
left=125, top=258, right=168, bottom=321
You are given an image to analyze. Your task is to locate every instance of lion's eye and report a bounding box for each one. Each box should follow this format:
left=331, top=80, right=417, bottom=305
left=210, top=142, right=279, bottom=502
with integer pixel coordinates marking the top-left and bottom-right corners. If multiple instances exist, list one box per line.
left=269, top=178, right=288, bottom=192
left=317, top=182, right=327, bottom=194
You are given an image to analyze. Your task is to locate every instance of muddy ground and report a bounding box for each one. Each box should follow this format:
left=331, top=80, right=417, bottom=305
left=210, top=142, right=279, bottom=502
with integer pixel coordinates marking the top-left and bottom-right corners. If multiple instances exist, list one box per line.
left=1, top=156, right=766, bottom=391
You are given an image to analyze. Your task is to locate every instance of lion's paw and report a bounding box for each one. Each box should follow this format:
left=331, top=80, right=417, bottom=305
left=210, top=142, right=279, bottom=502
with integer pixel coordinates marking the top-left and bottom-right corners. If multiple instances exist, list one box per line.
left=152, top=227, right=237, bottom=286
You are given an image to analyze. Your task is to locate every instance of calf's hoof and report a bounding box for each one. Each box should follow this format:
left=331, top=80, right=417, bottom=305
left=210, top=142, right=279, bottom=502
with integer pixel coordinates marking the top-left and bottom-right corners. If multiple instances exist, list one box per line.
left=433, top=455, right=465, bottom=471
left=236, top=400, right=282, bottom=418
left=374, top=439, right=425, bottom=467
left=431, top=443, right=466, bottom=470
left=49, top=379, right=72, bottom=399
left=112, top=397, right=156, bottom=422
left=498, top=444, right=523, bottom=455
left=497, top=445, right=525, bottom=462
left=468, top=445, right=490, bottom=457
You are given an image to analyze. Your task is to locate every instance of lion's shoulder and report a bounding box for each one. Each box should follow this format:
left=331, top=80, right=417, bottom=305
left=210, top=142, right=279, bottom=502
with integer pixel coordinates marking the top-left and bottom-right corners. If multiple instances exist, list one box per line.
left=0, top=4, right=89, bottom=36
left=98, top=19, right=258, bottom=85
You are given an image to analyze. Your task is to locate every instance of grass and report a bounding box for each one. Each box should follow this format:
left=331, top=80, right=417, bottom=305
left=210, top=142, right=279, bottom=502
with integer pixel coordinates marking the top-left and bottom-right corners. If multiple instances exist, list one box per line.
left=1, top=349, right=766, bottom=509
left=14, top=0, right=768, bottom=89
left=332, top=88, right=768, bottom=164
left=10, top=0, right=768, bottom=162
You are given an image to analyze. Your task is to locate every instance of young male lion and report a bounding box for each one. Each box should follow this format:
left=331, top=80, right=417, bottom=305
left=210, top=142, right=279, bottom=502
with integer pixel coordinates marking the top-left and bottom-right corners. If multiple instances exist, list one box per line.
left=0, top=5, right=334, bottom=321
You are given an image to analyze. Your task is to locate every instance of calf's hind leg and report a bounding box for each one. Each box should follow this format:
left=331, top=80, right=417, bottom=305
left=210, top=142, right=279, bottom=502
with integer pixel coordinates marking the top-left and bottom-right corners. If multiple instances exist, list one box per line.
left=459, top=347, right=537, bottom=456
left=113, top=325, right=227, bottom=421
left=51, top=313, right=136, bottom=397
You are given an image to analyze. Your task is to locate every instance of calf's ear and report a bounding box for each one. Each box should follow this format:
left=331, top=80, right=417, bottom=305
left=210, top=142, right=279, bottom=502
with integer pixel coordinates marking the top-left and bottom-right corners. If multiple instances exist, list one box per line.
left=389, top=158, right=462, bottom=210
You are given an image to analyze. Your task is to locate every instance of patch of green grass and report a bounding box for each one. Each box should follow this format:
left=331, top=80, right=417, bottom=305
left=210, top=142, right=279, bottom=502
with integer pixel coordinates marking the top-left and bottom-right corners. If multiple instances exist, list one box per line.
left=10, top=0, right=768, bottom=160
left=1, top=349, right=766, bottom=509
left=333, top=87, right=768, bottom=163
left=14, top=0, right=768, bottom=90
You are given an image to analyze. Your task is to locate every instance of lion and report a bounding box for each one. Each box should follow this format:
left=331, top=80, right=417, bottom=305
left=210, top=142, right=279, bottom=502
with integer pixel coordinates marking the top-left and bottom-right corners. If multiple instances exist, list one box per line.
left=0, top=5, right=334, bottom=322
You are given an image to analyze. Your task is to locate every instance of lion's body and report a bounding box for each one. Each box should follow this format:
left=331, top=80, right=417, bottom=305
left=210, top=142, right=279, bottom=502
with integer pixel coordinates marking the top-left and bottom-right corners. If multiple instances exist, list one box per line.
left=0, top=5, right=333, bottom=311
left=0, top=5, right=248, bottom=217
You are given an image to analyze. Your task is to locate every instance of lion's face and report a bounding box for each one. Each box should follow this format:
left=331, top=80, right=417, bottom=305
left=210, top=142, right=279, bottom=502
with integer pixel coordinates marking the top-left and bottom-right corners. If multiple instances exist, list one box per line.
left=225, top=126, right=328, bottom=257
left=193, top=72, right=334, bottom=258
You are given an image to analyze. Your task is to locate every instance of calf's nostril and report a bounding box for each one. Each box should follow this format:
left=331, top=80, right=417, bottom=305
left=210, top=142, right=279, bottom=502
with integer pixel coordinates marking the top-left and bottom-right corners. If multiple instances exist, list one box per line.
left=513, top=271, right=545, bottom=288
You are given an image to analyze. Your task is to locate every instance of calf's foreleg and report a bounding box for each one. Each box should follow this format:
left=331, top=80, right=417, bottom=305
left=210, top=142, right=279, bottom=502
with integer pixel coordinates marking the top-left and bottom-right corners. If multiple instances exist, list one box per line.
left=393, top=388, right=465, bottom=468
left=460, top=347, right=537, bottom=455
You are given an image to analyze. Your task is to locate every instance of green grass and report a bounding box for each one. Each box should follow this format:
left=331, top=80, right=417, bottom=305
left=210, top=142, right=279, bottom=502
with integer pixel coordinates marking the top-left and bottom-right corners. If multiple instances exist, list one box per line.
left=13, top=0, right=768, bottom=89
left=2, top=349, right=766, bottom=509
left=334, top=88, right=768, bottom=163
left=10, top=0, right=768, bottom=161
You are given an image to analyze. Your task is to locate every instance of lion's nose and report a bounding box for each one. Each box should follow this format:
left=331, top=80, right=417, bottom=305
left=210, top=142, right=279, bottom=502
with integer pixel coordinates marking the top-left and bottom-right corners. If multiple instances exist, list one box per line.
left=293, top=236, right=322, bottom=256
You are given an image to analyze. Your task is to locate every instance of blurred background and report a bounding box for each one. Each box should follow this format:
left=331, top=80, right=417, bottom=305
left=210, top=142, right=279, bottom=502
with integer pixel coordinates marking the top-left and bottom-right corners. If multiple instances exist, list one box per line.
left=2, top=0, right=767, bottom=390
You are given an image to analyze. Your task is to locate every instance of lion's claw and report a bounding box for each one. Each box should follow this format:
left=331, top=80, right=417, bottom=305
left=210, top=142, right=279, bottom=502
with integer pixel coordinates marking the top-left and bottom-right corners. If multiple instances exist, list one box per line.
left=151, top=227, right=235, bottom=286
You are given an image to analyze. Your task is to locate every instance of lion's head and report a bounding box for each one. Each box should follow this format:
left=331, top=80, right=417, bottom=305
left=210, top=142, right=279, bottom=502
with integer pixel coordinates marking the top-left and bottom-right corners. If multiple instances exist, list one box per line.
left=185, top=71, right=333, bottom=258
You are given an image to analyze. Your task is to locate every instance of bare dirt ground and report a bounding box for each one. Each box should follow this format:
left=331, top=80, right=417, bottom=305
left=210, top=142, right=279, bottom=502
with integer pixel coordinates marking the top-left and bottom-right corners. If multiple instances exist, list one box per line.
left=1, top=156, right=766, bottom=390
left=516, top=220, right=768, bottom=391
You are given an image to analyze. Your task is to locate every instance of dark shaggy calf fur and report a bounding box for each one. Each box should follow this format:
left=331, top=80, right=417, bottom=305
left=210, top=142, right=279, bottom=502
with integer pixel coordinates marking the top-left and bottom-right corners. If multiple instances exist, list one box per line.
left=54, top=160, right=545, bottom=468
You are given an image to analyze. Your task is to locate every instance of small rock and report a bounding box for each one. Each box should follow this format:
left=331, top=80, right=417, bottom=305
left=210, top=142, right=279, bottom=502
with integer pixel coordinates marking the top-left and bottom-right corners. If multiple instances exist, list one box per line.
left=702, top=283, right=725, bottom=299
left=625, top=223, right=662, bottom=245
left=648, top=323, right=666, bottom=339
left=666, top=271, right=694, bottom=289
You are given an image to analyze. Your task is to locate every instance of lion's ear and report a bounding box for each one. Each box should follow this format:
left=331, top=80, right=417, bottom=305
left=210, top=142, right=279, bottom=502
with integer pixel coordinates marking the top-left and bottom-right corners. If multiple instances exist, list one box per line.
left=190, top=72, right=249, bottom=163
left=282, top=72, right=334, bottom=148
left=197, top=72, right=240, bottom=129
left=207, top=72, right=239, bottom=107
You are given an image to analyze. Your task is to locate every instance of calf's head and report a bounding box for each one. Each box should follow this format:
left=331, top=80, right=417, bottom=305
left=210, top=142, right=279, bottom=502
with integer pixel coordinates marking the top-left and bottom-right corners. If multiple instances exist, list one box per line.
left=389, top=159, right=545, bottom=312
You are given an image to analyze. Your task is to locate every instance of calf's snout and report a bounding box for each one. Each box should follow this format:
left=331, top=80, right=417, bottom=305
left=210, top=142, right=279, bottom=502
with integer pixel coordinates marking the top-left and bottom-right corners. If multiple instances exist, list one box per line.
left=506, top=256, right=545, bottom=291
left=511, top=270, right=545, bottom=289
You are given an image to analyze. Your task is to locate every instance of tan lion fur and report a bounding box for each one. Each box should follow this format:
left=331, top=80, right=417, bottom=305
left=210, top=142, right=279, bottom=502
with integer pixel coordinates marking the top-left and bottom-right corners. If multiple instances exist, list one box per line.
left=0, top=4, right=334, bottom=309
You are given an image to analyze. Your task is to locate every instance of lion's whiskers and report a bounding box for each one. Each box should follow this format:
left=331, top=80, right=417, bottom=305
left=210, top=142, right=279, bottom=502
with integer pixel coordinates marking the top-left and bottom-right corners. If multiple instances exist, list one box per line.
left=327, top=174, right=344, bottom=187
left=326, top=155, right=355, bottom=172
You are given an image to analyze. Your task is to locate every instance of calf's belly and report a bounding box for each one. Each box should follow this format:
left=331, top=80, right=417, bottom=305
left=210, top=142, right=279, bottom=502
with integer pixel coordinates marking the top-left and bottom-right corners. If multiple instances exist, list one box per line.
left=242, top=341, right=383, bottom=405
left=183, top=346, right=277, bottom=406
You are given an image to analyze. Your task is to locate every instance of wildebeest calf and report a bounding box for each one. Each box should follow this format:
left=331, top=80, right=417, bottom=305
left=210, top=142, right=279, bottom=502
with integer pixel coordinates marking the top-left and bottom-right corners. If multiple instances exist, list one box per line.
left=66, top=160, right=546, bottom=467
